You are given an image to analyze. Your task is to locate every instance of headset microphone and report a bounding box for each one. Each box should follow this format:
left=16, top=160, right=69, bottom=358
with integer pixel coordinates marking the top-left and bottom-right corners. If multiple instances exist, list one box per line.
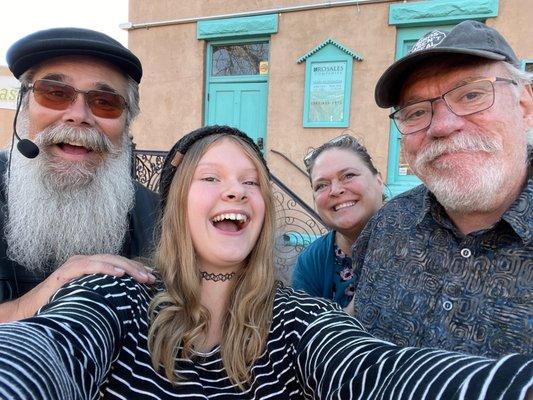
left=15, top=136, right=39, bottom=159
left=12, top=86, right=39, bottom=159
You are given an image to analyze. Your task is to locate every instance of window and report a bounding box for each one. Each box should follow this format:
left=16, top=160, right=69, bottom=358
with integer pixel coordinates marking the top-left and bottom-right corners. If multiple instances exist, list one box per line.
left=211, top=42, right=269, bottom=76
left=521, top=59, right=533, bottom=73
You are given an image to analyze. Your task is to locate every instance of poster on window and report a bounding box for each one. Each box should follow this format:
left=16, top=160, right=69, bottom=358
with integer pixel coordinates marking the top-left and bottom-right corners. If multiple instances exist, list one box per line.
left=308, top=61, right=346, bottom=123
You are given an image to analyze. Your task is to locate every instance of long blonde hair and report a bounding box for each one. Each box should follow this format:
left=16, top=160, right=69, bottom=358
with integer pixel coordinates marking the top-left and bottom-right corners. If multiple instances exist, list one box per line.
left=148, top=133, right=277, bottom=388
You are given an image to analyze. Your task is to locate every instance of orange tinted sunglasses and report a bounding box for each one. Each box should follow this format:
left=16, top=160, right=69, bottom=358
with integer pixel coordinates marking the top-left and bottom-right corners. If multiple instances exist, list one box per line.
left=27, top=79, right=128, bottom=119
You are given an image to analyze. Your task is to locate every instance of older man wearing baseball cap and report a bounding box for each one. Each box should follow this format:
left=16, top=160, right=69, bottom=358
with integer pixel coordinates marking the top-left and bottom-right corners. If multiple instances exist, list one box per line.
left=352, top=20, right=532, bottom=356
left=0, top=28, right=159, bottom=322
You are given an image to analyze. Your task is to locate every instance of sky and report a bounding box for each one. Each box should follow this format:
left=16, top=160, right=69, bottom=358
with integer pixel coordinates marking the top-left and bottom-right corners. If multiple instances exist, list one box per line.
left=1, top=0, right=129, bottom=67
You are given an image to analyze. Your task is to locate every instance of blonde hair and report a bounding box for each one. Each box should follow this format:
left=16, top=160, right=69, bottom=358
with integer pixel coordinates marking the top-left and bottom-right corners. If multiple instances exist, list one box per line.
left=148, top=134, right=277, bottom=388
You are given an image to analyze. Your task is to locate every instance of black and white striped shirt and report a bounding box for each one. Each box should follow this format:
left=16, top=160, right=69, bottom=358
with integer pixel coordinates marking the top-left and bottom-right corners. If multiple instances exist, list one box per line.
left=0, top=274, right=531, bottom=399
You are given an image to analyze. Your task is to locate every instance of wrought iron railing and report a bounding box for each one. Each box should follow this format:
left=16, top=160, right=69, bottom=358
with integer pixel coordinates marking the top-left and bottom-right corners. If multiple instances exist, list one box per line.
left=132, top=149, right=328, bottom=283
left=132, top=149, right=166, bottom=191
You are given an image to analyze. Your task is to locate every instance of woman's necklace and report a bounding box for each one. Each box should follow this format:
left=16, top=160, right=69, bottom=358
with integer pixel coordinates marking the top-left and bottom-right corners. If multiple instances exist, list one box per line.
left=200, top=270, right=236, bottom=282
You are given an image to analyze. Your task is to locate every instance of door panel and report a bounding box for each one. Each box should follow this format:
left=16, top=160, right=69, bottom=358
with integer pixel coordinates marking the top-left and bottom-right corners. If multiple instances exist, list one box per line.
left=207, top=82, right=267, bottom=146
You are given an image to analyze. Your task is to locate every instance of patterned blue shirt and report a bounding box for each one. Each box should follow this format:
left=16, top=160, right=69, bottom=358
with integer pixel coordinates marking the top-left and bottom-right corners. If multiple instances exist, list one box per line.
left=352, top=170, right=532, bottom=357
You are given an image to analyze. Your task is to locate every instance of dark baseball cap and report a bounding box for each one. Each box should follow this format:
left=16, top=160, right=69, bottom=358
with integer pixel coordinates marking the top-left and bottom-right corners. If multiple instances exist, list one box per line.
left=375, top=20, right=518, bottom=108
left=7, top=27, right=142, bottom=83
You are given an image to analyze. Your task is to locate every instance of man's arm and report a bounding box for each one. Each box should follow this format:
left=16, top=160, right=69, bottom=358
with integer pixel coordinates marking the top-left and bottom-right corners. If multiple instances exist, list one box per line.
left=0, top=254, right=155, bottom=322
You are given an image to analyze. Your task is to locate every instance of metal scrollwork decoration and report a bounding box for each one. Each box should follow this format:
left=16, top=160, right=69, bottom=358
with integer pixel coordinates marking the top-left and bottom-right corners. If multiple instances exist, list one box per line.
left=132, top=149, right=167, bottom=192
left=132, top=149, right=328, bottom=284
left=271, top=175, right=327, bottom=283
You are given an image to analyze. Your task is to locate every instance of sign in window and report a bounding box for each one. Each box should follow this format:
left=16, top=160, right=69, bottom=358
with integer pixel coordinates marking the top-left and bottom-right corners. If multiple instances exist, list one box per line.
left=308, top=61, right=346, bottom=123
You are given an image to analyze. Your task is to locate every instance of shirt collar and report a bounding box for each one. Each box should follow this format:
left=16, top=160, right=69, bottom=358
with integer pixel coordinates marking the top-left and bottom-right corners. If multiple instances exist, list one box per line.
left=417, top=188, right=458, bottom=232
left=501, top=174, right=532, bottom=244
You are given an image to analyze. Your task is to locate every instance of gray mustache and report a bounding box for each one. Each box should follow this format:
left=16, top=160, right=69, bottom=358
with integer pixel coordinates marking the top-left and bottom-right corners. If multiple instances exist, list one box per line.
left=416, top=133, right=503, bottom=167
left=35, top=123, right=114, bottom=154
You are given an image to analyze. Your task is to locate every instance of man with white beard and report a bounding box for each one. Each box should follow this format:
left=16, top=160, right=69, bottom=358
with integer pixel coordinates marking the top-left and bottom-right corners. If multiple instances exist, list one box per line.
left=351, top=20, right=532, bottom=357
left=0, top=28, right=159, bottom=321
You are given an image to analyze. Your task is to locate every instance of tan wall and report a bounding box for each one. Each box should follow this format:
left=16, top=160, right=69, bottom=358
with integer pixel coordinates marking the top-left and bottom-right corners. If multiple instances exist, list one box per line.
left=266, top=4, right=393, bottom=204
left=0, top=66, right=16, bottom=148
left=128, top=0, right=533, bottom=205
left=489, top=1, right=533, bottom=61
left=128, top=24, right=206, bottom=149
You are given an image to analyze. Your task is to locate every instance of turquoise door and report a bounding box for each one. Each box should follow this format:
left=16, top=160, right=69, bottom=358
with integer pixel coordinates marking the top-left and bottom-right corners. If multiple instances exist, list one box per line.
left=205, top=40, right=270, bottom=149
left=207, top=82, right=267, bottom=145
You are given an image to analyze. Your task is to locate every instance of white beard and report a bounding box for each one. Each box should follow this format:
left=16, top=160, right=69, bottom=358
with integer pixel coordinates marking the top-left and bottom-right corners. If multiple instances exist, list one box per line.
left=412, top=131, right=525, bottom=214
left=4, top=119, right=135, bottom=273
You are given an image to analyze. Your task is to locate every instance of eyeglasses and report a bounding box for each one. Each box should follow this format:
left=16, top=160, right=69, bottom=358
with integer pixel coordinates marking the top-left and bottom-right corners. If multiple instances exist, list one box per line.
left=27, top=79, right=128, bottom=119
left=303, top=134, right=357, bottom=168
left=389, top=77, right=517, bottom=135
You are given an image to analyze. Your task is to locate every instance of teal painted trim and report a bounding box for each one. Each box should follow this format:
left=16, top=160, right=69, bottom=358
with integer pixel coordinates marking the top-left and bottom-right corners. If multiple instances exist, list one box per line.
left=204, top=37, right=270, bottom=84
left=386, top=26, right=450, bottom=196
left=521, top=59, right=533, bottom=71
left=204, top=37, right=271, bottom=128
left=386, top=180, right=423, bottom=198
left=210, top=75, right=268, bottom=84
left=197, top=14, right=278, bottom=39
left=297, top=38, right=363, bottom=63
left=282, top=232, right=321, bottom=247
left=389, top=0, right=499, bottom=27
left=301, top=42, right=362, bottom=128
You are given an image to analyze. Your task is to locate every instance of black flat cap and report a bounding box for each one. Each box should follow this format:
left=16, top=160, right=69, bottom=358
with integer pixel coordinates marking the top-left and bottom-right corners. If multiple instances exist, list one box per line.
left=375, top=20, right=518, bottom=108
left=7, top=27, right=142, bottom=83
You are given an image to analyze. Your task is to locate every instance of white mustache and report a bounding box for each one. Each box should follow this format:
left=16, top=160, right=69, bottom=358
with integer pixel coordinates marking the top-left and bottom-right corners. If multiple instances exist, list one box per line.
left=34, top=122, right=115, bottom=154
left=415, top=132, right=503, bottom=168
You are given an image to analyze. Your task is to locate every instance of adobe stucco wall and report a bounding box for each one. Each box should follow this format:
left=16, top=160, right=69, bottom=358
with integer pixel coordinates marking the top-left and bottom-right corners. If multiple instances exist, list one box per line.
left=128, top=0, right=533, bottom=205
left=266, top=4, right=393, bottom=204
left=128, top=0, right=397, bottom=205
left=488, top=1, right=533, bottom=61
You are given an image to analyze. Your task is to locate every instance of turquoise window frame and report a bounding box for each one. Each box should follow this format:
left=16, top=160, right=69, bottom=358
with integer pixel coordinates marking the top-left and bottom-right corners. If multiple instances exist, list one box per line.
left=385, top=0, right=499, bottom=197
left=203, top=37, right=271, bottom=126
left=387, top=26, right=452, bottom=196
left=198, top=13, right=277, bottom=134
left=197, top=14, right=278, bottom=40
left=389, top=0, right=498, bottom=27
left=521, top=59, right=533, bottom=71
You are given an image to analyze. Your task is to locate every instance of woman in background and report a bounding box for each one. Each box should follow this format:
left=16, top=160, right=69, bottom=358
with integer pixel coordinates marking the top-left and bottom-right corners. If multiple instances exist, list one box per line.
left=292, top=135, right=383, bottom=311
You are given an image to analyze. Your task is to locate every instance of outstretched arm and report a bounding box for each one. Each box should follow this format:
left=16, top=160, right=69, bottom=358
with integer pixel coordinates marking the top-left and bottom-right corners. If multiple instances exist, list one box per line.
left=296, top=310, right=532, bottom=399
left=0, top=254, right=155, bottom=322
left=0, top=275, right=143, bottom=400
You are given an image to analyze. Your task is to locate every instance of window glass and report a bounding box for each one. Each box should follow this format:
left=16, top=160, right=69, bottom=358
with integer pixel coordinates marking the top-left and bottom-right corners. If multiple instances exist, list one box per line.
left=398, top=144, right=415, bottom=176
left=211, top=42, right=269, bottom=76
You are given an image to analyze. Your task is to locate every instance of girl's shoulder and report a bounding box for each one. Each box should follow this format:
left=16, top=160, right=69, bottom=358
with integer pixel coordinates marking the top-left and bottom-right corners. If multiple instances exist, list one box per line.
left=274, top=283, right=344, bottom=319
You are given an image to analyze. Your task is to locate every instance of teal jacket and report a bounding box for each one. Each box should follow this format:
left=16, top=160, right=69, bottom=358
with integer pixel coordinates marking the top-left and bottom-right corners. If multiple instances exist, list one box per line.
left=291, top=230, right=336, bottom=301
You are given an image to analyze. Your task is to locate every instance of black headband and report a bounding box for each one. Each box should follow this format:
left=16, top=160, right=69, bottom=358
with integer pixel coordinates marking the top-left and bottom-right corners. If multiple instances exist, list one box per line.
left=159, top=125, right=269, bottom=210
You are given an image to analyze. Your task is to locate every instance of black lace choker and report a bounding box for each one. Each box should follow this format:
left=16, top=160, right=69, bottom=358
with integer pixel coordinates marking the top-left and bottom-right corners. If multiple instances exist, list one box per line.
left=200, top=270, right=236, bottom=282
